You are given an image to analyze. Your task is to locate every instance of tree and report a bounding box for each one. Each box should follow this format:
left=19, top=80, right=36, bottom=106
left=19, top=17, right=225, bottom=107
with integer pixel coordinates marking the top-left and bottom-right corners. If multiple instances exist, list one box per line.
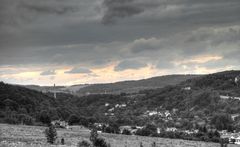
left=94, top=138, right=108, bottom=147
left=17, top=114, right=34, bottom=125
left=122, top=129, right=131, bottom=135
left=78, top=140, right=91, bottom=147
left=68, top=114, right=79, bottom=125
left=90, top=128, right=109, bottom=147
left=39, top=110, right=51, bottom=125
left=90, top=128, right=98, bottom=143
left=45, top=125, right=57, bottom=144
left=211, top=113, right=233, bottom=130
left=152, top=142, right=156, bottom=147
left=3, top=99, right=19, bottom=111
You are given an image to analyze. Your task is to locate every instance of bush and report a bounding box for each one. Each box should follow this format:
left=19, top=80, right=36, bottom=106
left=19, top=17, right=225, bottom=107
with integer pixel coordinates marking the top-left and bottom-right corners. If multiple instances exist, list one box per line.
left=4, top=117, right=19, bottom=124
left=94, top=138, right=108, bottom=147
left=78, top=140, right=91, bottom=147
left=103, top=123, right=120, bottom=134
left=90, top=128, right=98, bottom=143
left=45, top=125, right=57, bottom=144
left=122, top=129, right=131, bottom=135
left=89, top=128, right=110, bottom=147
left=17, top=114, right=34, bottom=125
left=68, top=114, right=80, bottom=125
left=135, top=128, right=151, bottom=136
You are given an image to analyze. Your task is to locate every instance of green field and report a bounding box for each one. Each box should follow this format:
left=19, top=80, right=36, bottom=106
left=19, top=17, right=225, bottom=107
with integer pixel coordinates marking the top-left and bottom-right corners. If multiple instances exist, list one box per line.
left=0, top=124, right=238, bottom=147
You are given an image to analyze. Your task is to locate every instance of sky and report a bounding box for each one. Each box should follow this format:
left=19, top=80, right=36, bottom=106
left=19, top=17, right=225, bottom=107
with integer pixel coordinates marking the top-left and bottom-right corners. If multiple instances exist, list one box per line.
left=0, top=0, right=240, bottom=86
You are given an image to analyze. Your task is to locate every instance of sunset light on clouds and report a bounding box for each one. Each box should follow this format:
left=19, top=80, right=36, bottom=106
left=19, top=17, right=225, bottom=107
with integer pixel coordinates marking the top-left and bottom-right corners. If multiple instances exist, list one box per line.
left=0, top=0, right=240, bottom=85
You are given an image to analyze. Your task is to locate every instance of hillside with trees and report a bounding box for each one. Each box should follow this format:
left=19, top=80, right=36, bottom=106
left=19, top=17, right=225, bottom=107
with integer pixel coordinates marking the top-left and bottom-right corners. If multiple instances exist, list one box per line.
left=76, top=74, right=199, bottom=95
left=1, top=71, right=240, bottom=134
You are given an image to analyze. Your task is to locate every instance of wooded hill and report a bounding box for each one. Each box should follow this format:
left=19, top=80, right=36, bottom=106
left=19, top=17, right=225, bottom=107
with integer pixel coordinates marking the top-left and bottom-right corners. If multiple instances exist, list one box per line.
left=76, top=74, right=199, bottom=95
left=1, top=71, right=240, bottom=132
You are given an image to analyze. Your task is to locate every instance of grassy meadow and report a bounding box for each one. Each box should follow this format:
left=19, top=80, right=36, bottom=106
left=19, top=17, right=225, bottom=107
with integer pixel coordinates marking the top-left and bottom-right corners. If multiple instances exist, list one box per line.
left=0, top=124, right=238, bottom=147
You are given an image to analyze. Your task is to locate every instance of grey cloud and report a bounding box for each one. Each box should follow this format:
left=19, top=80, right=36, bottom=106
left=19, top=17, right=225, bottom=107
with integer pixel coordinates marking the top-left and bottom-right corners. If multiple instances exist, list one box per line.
left=114, top=60, right=147, bottom=71
left=156, top=60, right=175, bottom=70
left=0, top=0, right=82, bottom=29
left=0, top=0, right=240, bottom=75
left=20, top=1, right=78, bottom=15
left=186, top=27, right=240, bottom=46
left=102, top=0, right=144, bottom=24
left=65, top=67, right=92, bottom=74
left=40, top=69, right=56, bottom=76
left=130, top=38, right=163, bottom=53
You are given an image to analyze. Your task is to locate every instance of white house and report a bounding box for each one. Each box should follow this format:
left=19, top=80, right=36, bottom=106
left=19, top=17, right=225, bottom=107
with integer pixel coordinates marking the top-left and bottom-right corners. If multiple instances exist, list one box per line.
left=235, top=136, right=240, bottom=144
left=235, top=76, right=240, bottom=85
left=183, top=87, right=191, bottom=91
left=166, top=127, right=177, bottom=132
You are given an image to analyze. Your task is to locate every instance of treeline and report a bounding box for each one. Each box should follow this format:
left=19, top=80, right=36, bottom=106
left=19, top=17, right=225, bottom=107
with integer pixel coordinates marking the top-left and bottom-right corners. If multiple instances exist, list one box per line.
left=133, top=124, right=223, bottom=143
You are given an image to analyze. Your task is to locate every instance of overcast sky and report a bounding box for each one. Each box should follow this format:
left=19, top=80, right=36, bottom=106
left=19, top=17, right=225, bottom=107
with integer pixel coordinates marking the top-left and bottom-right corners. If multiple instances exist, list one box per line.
left=0, top=0, right=240, bottom=86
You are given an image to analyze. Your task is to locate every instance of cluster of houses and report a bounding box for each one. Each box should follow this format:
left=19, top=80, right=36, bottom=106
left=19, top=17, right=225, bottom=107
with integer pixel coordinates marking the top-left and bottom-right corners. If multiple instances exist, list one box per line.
left=220, top=130, right=240, bottom=145
left=143, top=110, right=173, bottom=121
left=220, top=95, right=240, bottom=101
left=182, top=86, right=191, bottom=91
left=104, top=103, right=127, bottom=116
left=93, top=122, right=200, bottom=136
left=119, top=125, right=200, bottom=135
left=51, top=120, right=69, bottom=129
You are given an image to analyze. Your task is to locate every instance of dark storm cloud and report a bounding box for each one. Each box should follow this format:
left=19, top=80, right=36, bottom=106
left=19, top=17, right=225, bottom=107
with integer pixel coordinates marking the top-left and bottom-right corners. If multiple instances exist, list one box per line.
left=0, top=0, right=79, bottom=29
left=114, top=60, right=147, bottom=71
left=20, top=1, right=78, bottom=15
left=0, top=0, right=240, bottom=72
left=129, top=38, right=163, bottom=53
left=65, top=67, right=92, bottom=74
left=102, top=0, right=144, bottom=24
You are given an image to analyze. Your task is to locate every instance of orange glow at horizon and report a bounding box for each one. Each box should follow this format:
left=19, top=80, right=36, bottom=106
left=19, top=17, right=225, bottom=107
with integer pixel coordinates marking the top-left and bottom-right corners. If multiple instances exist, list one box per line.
left=0, top=56, right=235, bottom=86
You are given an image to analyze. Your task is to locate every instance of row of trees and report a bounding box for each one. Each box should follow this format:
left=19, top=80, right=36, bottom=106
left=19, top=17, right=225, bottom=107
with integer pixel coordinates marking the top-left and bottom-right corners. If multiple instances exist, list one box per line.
left=114, top=124, right=223, bottom=143
left=44, top=124, right=110, bottom=147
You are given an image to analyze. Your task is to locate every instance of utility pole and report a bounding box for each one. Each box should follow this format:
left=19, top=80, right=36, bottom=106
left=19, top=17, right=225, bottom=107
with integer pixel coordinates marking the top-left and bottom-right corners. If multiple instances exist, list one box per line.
left=53, top=84, right=57, bottom=99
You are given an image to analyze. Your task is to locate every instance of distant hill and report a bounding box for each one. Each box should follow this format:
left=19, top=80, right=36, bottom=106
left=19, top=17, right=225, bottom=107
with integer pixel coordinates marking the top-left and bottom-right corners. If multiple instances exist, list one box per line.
left=22, top=75, right=199, bottom=96
left=76, top=74, right=200, bottom=95
left=23, top=84, right=89, bottom=94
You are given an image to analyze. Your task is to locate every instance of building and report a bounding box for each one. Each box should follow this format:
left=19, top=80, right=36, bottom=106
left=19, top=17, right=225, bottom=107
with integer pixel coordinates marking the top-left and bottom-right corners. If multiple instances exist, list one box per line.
left=51, top=120, right=69, bottom=129
left=235, top=76, right=240, bottom=86
left=119, top=126, right=132, bottom=133
left=166, top=127, right=177, bottom=132
left=183, top=87, right=191, bottom=91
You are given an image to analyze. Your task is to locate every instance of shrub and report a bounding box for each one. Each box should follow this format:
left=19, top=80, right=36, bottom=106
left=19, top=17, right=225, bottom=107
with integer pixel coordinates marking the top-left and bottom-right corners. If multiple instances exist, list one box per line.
left=89, top=128, right=110, bottom=147
left=151, top=142, right=156, bottom=147
left=122, top=129, right=131, bottom=135
left=45, top=125, right=57, bottom=144
left=94, top=138, right=108, bottom=147
left=135, top=128, right=151, bottom=136
left=68, top=114, right=80, bottom=125
left=78, top=140, right=91, bottom=147
left=17, top=114, right=34, bottom=125
left=4, top=117, right=19, bottom=124
left=90, top=128, right=98, bottom=143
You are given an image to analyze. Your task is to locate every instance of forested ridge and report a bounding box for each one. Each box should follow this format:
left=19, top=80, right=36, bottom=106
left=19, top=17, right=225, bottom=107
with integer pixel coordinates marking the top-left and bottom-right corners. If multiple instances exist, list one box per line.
left=1, top=70, right=240, bottom=133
